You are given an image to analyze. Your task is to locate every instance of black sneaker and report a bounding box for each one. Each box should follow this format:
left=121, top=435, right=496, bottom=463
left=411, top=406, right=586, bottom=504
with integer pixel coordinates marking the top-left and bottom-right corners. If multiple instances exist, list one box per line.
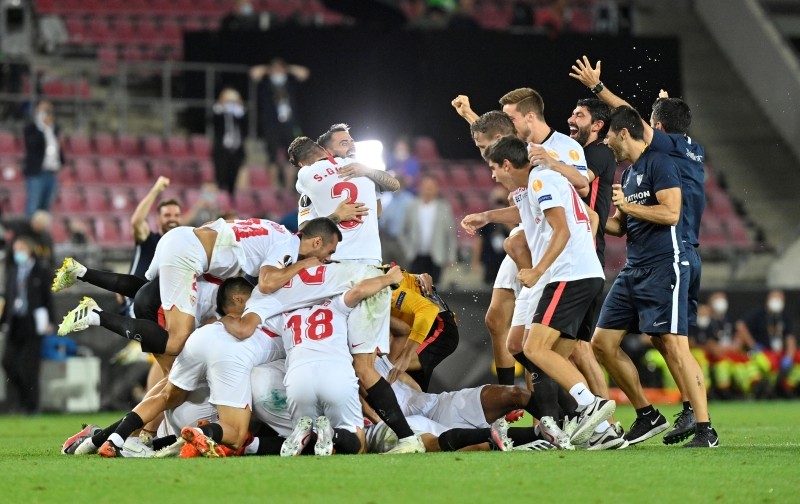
left=663, top=409, right=696, bottom=445
left=623, top=410, right=670, bottom=445
left=683, top=427, right=719, bottom=448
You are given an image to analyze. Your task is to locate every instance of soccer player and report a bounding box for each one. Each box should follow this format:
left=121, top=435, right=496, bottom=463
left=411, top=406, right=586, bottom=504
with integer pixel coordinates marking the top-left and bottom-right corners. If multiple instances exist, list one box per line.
left=463, top=135, right=614, bottom=446
left=276, top=266, right=405, bottom=456
left=591, top=106, right=717, bottom=448
left=565, top=98, right=619, bottom=432
left=289, top=136, right=395, bottom=265
left=388, top=269, right=459, bottom=392
left=450, top=102, right=522, bottom=387
left=140, top=216, right=339, bottom=372
left=571, top=57, right=711, bottom=445
left=222, top=262, right=426, bottom=454
left=67, top=277, right=284, bottom=457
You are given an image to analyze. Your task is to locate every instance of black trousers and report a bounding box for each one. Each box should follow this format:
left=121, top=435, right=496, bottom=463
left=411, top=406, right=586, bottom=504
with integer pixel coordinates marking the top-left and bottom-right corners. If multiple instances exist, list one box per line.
left=212, top=147, right=245, bottom=196
left=2, top=314, right=42, bottom=413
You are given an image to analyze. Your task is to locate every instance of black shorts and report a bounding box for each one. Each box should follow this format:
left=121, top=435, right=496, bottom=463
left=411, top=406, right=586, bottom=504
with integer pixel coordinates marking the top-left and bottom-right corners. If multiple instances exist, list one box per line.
left=408, top=310, right=459, bottom=392
left=532, top=278, right=604, bottom=340
left=576, top=285, right=605, bottom=342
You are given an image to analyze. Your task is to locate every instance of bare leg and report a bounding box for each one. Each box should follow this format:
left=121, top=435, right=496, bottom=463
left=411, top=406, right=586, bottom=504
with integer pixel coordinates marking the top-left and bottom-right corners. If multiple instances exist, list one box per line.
left=592, top=327, right=650, bottom=409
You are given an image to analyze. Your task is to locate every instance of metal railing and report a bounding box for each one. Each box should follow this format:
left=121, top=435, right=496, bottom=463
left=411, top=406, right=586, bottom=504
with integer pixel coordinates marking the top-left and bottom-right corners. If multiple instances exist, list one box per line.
left=0, top=55, right=259, bottom=138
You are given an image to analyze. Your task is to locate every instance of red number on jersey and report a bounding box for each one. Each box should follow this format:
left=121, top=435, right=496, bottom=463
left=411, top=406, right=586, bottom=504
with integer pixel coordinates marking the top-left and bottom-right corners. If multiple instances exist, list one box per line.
left=232, top=218, right=268, bottom=241
left=286, top=308, right=334, bottom=346
left=569, top=186, right=591, bottom=231
left=331, top=181, right=361, bottom=230
left=283, top=265, right=327, bottom=288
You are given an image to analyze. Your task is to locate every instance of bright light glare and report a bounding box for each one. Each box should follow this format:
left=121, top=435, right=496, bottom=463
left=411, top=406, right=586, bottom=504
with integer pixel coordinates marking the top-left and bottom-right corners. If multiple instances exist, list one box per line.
left=354, top=140, right=385, bottom=171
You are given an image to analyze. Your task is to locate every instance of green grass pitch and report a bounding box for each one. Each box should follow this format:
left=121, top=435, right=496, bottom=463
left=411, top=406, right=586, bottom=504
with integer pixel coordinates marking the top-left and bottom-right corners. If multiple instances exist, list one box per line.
left=0, top=401, right=796, bottom=504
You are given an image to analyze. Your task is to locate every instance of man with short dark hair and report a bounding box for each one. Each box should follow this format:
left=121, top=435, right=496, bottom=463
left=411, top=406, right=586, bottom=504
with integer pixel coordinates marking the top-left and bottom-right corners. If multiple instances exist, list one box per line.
left=463, top=135, right=613, bottom=447
left=571, top=56, right=709, bottom=446
left=591, top=105, right=717, bottom=448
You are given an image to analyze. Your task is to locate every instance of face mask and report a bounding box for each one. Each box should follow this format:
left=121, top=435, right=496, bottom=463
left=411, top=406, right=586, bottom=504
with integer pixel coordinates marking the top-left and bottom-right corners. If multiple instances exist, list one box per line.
left=711, top=298, right=728, bottom=316
left=767, top=298, right=784, bottom=313
left=270, top=73, right=287, bottom=86
left=697, top=315, right=711, bottom=329
left=240, top=3, right=254, bottom=15
left=14, top=251, right=29, bottom=265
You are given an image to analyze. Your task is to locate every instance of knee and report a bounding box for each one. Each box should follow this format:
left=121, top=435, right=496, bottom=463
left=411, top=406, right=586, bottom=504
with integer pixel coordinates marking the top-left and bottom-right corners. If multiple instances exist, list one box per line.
left=506, top=334, right=523, bottom=355
left=591, top=336, right=611, bottom=360
left=507, top=385, right=528, bottom=407
left=485, top=307, right=503, bottom=335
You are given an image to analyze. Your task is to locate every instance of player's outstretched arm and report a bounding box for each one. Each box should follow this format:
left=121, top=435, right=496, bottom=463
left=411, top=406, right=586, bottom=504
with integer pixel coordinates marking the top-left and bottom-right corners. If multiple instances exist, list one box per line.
left=338, top=163, right=400, bottom=192
left=461, top=205, right=522, bottom=236
left=131, top=176, right=169, bottom=243
left=569, top=55, right=654, bottom=143
left=343, top=265, right=403, bottom=307
left=451, top=95, right=480, bottom=125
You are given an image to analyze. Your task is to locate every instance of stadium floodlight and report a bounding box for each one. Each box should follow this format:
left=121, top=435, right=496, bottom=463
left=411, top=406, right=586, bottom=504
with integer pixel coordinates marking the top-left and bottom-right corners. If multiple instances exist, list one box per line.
left=354, top=140, right=385, bottom=171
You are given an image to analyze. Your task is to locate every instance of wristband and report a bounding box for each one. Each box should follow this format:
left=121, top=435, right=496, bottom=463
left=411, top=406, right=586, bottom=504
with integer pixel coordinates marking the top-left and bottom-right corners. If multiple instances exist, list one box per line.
left=591, top=82, right=604, bottom=94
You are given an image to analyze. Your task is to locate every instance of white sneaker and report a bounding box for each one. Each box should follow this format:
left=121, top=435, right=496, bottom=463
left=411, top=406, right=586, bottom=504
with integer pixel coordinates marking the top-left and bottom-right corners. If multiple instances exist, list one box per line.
left=154, top=438, right=185, bottom=458
left=561, top=416, right=579, bottom=440
left=571, top=397, right=616, bottom=445
left=314, top=416, right=334, bottom=456
left=385, top=434, right=425, bottom=454
left=513, top=440, right=557, bottom=451
left=281, top=416, right=314, bottom=457
left=121, top=436, right=155, bottom=458
left=73, top=437, right=99, bottom=455
left=51, top=257, right=86, bottom=292
left=489, top=418, right=513, bottom=451
left=582, top=425, right=629, bottom=451
left=537, top=416, right=574, bottom=450
left=57, top=296, right=99, bottom=336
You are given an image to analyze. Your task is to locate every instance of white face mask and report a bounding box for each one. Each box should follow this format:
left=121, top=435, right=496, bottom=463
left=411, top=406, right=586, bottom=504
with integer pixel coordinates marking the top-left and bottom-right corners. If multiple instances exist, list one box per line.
left=697, top=315, right=711, bottom=329
left=767, top=298, right=784, bottom=313
left=711, top=298, right=728, bottom=316
left=14, top=251, right=30, bottom=265
left=270, top=73, right=287, bottom=86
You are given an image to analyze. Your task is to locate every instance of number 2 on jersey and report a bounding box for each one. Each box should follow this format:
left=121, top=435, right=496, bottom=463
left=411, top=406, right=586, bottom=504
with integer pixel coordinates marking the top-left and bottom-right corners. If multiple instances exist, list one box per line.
left=286, top=308, right=334, bottom=345
left=331, top=181, right=361, bottom=229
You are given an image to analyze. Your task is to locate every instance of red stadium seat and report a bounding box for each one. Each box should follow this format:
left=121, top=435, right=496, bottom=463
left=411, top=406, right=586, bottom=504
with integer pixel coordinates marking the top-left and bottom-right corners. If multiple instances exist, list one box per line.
left=93, top=216, right=124, bottom=247
left=93, top=132, right=117, bottom=156
left=84, top=188, right=111, bottom=213
left=413, top=136, right=440, bottom=162
left=97, top=158, right=124, bottom=184
left=167, top=135, right=190, bottom=158
left=0, top=131, right=19, bottom=155
left=122, top=159, right=150, bottom=184
left=109, top=189, right=134, bottom=212
left=248, top=165, right=271, bottom=187
left=72, top=158, right=97, bottom=182
left=53, top=188, right=85, bottom=213
left=65, top=133, right=92, bottom=157
left=190, top=134, right=212, bottom=158
left=118, top=133, right=141, bottom=157
left=85, top=17, right=112, bottom=45
left=143, top=135, right=165, bottom=158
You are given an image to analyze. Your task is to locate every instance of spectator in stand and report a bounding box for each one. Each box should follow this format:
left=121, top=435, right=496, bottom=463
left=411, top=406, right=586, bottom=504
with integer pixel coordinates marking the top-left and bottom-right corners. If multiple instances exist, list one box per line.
left=700, top=291, right=756, bottom=398
left=379, top=174, right=415, bottom=266
left=184, top=182, right=224, bottom=227
left=736, top=290, right=800, bottom=397
left=23, top=101, right=64, bottom=217
left=6, top=210, right=55, bottom=269
left=401, top=174, right=456, bottom=283
left=219, top=0, right=259, bottom=32
left=1, top=236, right=53, bottom=414
left=470, top=187, right=513, bottom=285
left=387, top=136, right=421, bottom=191
left=250, top=58, right=310, bottom=187
left=212, top=87, right=248, bottom=196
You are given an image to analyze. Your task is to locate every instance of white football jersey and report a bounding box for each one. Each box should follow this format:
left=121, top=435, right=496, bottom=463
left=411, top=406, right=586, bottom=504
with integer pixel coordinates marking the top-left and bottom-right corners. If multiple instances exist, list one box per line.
left=296, top=156, right=382, bottom=263
left=194, top=277, right=221, bottom=326
left=531, top=131, right=589, bottom=178
left=525, top=167, right=604, bottom=281
left=242, top=262, right=382, bottom=323
left=278, top=296, right=354, bottom=369
left=223, top=218, right=300, bottom=277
